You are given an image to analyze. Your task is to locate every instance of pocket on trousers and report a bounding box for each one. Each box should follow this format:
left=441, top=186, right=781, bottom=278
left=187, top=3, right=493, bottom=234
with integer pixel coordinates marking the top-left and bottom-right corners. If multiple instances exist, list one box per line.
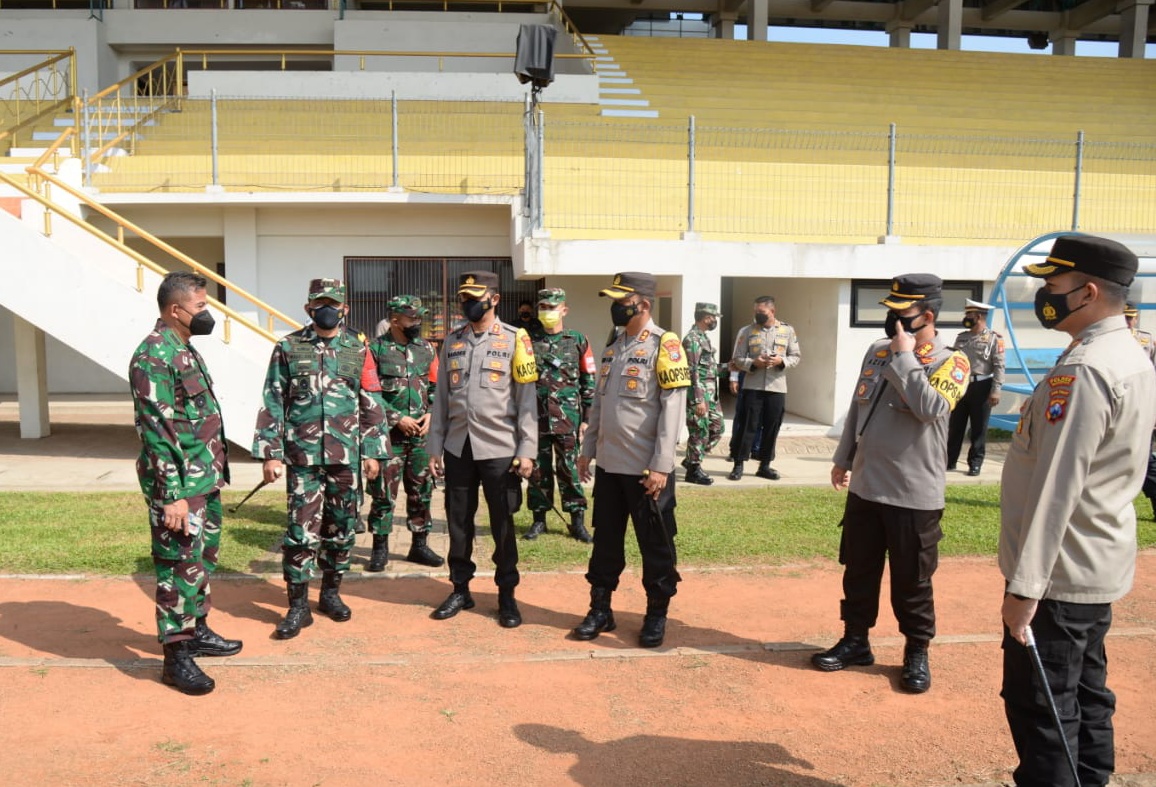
left=916, top=522, right=944, bottom=581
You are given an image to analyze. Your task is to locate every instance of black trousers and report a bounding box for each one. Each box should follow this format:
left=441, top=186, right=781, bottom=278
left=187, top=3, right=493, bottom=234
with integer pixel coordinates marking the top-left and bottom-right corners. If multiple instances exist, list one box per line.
left=585, top=468, right=681, bottom=599
left=947, top=377, right=993, bottom=469
left=443, top=438, right=521, bottom=590
left=837, top=492, right=943, bottom=642
left=736, top=390, right=785, bottom=465
left=1002, top=599, right=1115, bottom=787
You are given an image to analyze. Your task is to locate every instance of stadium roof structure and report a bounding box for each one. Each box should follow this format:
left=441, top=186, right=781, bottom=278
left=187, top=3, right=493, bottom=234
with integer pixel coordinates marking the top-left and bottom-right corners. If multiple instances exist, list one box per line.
left=563, top=0, right=1155, bottom=52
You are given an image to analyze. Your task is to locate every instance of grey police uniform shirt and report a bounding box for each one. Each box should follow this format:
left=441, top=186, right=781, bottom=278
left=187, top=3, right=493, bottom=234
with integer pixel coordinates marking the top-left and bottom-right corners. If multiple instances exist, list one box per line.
left=832, top=334, right=970, bottom=511
left=427, top=320, right=538, bottom=462
left=732, top=322, right=801, bottom=393
left=1131, top=328, right=1156, bottom=367
left=581, top=318, right=689, bottom=475
left=1000, top=315, right=1156, bottom=604
left=953, top=327, right=1005, bottom=389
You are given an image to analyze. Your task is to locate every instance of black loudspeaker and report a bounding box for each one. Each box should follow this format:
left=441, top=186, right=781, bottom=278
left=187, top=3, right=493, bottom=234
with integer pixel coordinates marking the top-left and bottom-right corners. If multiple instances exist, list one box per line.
left=515, top=24, right=557, bottom=91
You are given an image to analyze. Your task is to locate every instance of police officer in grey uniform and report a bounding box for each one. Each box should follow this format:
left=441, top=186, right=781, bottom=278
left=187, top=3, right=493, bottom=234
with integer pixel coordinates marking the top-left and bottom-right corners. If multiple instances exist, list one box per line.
left=727, top=296, right=801, bottom=481
left=427, top=270, right=539, bottom=629
left=573, top=272, right=691, bottom=649
left=947, top=298, right=1006, bottom=476
left=1124, top=301, right=1156, bottom=365
left=1000, top=235, right=1156, bottom=787
left=813, top=274, right=970, bottom=694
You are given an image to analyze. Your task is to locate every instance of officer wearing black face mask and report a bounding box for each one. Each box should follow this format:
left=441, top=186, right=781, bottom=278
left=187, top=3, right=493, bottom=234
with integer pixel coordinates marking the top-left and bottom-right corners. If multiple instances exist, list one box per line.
left=947, top=299, right=1005, bottom=476
left=815, top=273, right=970, bottom=695
left=517, top=299, right=543, bottom=336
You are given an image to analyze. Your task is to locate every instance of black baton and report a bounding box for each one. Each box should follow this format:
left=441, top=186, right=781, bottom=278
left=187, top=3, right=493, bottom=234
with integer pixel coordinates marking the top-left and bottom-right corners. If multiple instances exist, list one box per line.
left=228, top=478, right=271, bottom=514
left=1024, top=625, right=1081, bottom=786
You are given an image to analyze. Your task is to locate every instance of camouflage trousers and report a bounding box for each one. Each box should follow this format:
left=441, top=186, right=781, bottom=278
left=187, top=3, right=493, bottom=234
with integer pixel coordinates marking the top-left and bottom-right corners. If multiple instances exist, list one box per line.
left=685, top=394, right=724, bottom=465
left=148, top=491, right=221, bottom=644
left=282, top=464, right=359, bottom=584
left=367, top=431, right=433, bottom=536
left=528, top=431, right=587, bottom=515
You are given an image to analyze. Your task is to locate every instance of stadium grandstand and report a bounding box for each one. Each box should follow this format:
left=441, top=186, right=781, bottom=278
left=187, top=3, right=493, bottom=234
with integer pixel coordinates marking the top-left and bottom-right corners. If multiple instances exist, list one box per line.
left=1, top=0, right=1153, bottom=440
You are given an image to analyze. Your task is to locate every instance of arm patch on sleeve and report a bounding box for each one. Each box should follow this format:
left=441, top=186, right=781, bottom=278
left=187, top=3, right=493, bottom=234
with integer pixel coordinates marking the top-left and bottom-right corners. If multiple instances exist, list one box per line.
left=927, top=350, right=970, bottom=409
left=656, top=332, right=692, bottom=389
left=513, top=328, right=539, bottom=384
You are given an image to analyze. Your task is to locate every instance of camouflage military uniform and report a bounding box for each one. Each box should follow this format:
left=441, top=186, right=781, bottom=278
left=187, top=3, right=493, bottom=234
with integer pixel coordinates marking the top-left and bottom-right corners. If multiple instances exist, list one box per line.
left=368, top=301, right=439, bottom=537
left=252, top=324, right=390, bottom=583
left=130, top=318, right=230, bottom=644
left=682, top=322, right=724, bottom=467
left=527, top=297, right=596, bottom=520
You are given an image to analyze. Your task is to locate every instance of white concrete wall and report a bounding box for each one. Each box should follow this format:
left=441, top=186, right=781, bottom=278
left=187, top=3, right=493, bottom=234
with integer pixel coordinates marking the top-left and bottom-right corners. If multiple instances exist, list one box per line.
left=186, top=70, right=599, bottom=103
left=0, top=307, right=125, bottom=394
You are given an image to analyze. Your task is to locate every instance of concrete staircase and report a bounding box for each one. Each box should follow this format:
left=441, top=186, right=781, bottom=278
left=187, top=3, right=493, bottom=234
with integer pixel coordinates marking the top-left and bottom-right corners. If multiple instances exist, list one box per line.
left=586, top=36, right=658, bottom=119
left=0, top=169, right=279, bottom=445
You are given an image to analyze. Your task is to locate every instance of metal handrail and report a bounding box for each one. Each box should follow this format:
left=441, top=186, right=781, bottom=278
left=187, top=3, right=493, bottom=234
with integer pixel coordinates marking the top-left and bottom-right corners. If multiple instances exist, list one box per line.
left=0, top=50, right=77, bottom=150
left=178, top=47, right=593, bottom=71
left=4, top=149, right=302, bottom=342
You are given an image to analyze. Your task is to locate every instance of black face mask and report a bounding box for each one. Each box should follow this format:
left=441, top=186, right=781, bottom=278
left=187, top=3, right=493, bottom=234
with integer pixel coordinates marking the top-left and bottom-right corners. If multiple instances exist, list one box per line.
left=884, top=311, right=924, bottom=338
left=402, top=323, right=422, bottom=341
left=179, top=305, right=215, bottom=337
left=754, top=312, right=770, bottom=326
left=1034, top=284, right=1087, bottom=330
left=462, top=298, right=491, bottom=324
left=611, top=300, right=638, bottom=327
left=518, top=312, right=533, bottom=323
left=962, top=316, right=977, bottom=329
left=704, top=318, right=718, bottom=331
left=311, top=304, right=342, bottom=330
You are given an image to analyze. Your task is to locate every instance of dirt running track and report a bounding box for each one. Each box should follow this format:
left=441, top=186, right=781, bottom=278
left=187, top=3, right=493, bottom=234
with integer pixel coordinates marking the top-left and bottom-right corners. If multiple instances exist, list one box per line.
left=1, top=555, right=1154, bottom=787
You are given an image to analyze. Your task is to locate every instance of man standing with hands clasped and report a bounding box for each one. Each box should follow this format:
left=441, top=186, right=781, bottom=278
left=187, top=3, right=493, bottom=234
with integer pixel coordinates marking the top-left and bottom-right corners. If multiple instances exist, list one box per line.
left=813, top=274, right=969, bottom=694
left=947, top=298, right=1005, bottom=476
left=572, top=272, right=690, bottom=648
left=1000, top=235, right=1156, bottom=787
left=427, top=271, right=538, bottom=628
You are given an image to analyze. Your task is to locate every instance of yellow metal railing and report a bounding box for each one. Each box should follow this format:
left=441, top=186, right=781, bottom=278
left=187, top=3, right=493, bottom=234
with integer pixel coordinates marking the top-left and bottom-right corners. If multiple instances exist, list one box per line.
left=0, top=50, right=76, bottom=153
left=83, top=53, right=183, bottom=163
left=4, top=128, right=301, bottom=343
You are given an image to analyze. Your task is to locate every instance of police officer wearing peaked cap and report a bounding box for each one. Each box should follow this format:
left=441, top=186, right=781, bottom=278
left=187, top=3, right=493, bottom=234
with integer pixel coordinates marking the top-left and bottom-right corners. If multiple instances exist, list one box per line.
left=1000, top=234, right=1156, bottom=787
left=947, top=297, right=1005, bottom=476
left=573, top=271, right=691, bottom=649
left=814, top=273, right=970, bottom=694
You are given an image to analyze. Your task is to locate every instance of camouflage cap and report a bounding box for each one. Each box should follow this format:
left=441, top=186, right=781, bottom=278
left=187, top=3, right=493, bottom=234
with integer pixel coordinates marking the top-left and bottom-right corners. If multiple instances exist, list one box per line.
left=694, top=302, right=721, bottom=316
left=307, top=278, right=346, bottom=304
left=537, top=287, right=566, bottom=306
left=388, top=294, right=427, bottom=318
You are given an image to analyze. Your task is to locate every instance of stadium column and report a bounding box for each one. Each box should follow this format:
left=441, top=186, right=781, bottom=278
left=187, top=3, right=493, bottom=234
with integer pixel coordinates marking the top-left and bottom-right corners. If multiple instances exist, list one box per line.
left=887, top=20, right=913, bottom=48
left=676, top=266, right=722, bottom=345
left=745, top=0, right=769, bottom=41
left=1117, top=0, right=1151, bottom=58
left=1051, top=31, right=1078, bottom=55
left=936, top=0, right=962, bottom=50
left=712, top=10, right=737, bottom=39
left=13, top=315, right=50, bottom=438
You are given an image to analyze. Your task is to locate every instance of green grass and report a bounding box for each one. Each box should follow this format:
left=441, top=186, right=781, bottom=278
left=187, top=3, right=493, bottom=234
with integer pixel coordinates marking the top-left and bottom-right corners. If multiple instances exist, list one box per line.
left=4, top=485, right=1151, bottom=576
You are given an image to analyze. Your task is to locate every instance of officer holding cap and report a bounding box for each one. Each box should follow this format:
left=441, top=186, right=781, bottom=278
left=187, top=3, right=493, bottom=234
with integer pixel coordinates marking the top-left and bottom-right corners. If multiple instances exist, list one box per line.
left=1000, top=235, right=1156, bottom=787
left=947, top=297, right=1005, bottom=476
left=682, top=302, right=724, bottom=485
left=813, top=273, right=969, bottom=694
left=365, top=294, right=443, bottom=572
left=572, top=272, right=690, bottom=648
left=253, top=278, right=390, bottom=640
left=427, top=271, right=538, bottom=628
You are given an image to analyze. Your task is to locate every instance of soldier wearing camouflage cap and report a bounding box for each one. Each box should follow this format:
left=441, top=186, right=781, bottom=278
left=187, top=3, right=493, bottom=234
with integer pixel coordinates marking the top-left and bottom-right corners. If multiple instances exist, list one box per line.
left=365, top=294, right=444, bottom=571
left=524, top=287, right=596, bottom=543
left=681, top=302, right=724, bottom=485
left=252, top=277, right=391, bottom=640
left=129, top=271, right=242, bottom=695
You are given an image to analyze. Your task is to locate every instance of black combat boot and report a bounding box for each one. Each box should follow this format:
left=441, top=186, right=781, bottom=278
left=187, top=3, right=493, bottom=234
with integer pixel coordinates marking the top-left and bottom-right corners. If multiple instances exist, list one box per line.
left=406, top=531, right=444, bottom=567
left=161, top=640, right=215, bottom=695
left=317, top=570, right=352, bottom=622
left=366, top=534, right=389, bottom=573
left=432, top=584, right=475, bottom=620
left=275, top=582, right=313, bottom=640
left=727, top=462, right=744, bottom=481
left=900, top=639, right=932, bottom=693
left=685, top=464, right=713, bottom=485
left=811, top=628, right=875, bottom=672
left=639, top=596, right=669, bottom=648
left=755, top=463, right=780, bottom=480
left=571, top=587, right=616, bottom=641
left=497, top=587, right=522, bottom=628
left=523, top=514, right=548, bottom=540
left=568, top=511, right=593, bottom=543
left=190, top=616, right=242, bottom=657
left=967, top=463, right=982, bottom=477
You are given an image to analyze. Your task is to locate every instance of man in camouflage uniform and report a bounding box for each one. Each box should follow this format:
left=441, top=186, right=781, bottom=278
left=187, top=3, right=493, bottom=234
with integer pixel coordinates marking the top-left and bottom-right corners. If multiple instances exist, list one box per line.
left=253, top=278, right=390, bottom=640
left=681, top=302, right=724, bottom=486
left=524, top=287, right=596, bottom=543
left=365, top=294, right=443, bottom=571
left=130, top=271, right=242, bottom=696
